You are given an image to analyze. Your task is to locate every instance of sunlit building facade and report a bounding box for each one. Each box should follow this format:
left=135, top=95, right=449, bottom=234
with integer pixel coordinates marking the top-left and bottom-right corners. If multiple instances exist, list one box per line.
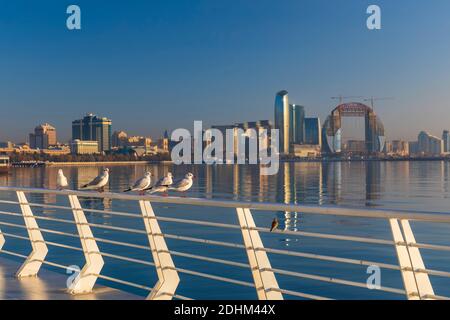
left=72, top=113, right=112, bottom=152
left=274, top=90, right=290, bottom=154
left=70, top=139, right=99, bottom=155
left=29, top=123, right=57, bottom=149
left=418, top=131, right=443, bottom=156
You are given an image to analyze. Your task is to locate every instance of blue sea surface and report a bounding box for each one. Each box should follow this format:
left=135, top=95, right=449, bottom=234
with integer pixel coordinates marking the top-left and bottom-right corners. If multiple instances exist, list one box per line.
left=0, top=161, right=449, bottom=299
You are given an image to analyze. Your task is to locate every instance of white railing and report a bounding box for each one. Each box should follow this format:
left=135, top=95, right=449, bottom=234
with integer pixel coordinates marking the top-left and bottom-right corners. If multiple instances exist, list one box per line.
left=0, top=186, right=449, bottom=300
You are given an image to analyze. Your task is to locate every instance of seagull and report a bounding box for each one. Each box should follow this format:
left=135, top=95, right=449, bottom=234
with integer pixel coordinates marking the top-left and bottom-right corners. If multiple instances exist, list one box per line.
left=80, top=168, right=110, bottom=193
left=169, top=172, right=194, bottom=196
left=144, top=172, right=173, bottom=195
left=123, top=171, right=152, bottom=195
left=56, top=169, right=68, bottom=190
left=270, top=218, right=279, bottom=232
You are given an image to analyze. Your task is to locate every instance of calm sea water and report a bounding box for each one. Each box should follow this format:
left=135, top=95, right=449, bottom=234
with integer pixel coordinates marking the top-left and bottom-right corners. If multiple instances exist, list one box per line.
left=0, top=161, right=449, bottom=299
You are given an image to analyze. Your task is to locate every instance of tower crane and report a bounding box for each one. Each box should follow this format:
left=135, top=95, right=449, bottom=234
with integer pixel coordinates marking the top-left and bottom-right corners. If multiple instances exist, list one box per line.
left=331, top=95, right=363, bottom=105
left=363, top=97, right=394, bottom=111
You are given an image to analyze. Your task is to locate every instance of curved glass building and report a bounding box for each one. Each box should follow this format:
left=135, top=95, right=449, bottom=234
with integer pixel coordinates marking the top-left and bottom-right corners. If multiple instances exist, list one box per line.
left=274, top=90, right=290, bottom=154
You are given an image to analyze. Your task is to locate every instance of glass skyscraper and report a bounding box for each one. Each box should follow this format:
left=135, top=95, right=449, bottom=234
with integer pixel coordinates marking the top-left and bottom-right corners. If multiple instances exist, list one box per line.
left=274, top=90, right=290, bottom=154
left=443, top=130, right=450, bottom=153
left=72, top=113, right=112, bottom=152
left=290, top=104, right=305, bottom=144
left=304, top=117, right=322, bottom=146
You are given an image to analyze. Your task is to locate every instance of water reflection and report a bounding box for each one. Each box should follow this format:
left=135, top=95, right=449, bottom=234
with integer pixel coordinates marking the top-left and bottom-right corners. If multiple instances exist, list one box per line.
left=2, top=161, right=450, bottom=214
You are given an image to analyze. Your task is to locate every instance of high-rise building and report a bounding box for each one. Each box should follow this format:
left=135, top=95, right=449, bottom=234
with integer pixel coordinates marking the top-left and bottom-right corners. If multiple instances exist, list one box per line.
left=29, top=123, right=57, bottom=149
left=112, top=130, right=128, bottom=148
left=304, top=117, right=322, bottom=146
left=442, top=130, right=450, bottom=153
left=72, top=113, right=112, bottom=152
left=418, top=131, right=443, bottom=156
left=274, top=91, right=290, bottom=154
left=290, top=104, right=305, bottom=144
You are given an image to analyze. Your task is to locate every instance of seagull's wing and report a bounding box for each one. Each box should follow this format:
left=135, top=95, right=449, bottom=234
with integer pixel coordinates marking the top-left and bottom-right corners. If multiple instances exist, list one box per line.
left=172, top=178, right=190, bottom=189
left=132, top=177, right=148, bottom=189
left=87, top=174, right=105, bottom=187
left=156, top=176, right=171, bottom=186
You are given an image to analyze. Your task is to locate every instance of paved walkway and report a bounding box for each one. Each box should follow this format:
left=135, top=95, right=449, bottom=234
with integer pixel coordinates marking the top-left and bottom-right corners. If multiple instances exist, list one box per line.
left=0, top=257, right=141, bottom=300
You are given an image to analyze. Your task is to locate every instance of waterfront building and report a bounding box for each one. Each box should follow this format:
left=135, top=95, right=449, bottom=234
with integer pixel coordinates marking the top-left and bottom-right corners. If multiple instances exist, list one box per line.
left=274, top=90, right=290, bottom=154
left=417, top=131, right=444, bottom=156
left=70, top=139, right=99, bottom=155
left=322, top=103, right=385, bottom=155
left=72, top=113, right=112, bottom=152
left=290, top=104, right=305, bottom=144
left=0, top=141, right=14, bottom=152
left=385, top=140, right=409, bottom=156
left=42, top=146, right=71, bottom=156
left=304, top=117, right=322, bottom=147
left=391, top=140, right=409, bottom=156
left=211, top=120, right=273, bottom=162
left=292, top=144, right=321, bottom=158
left=112, top=131, right=128, bottom=148
left=442, top=130, right=450, bottom=153
left=29, top=123, right=57, bottom=149
left=409, top=141, right=419, bottom=155
left=345, top=140, right=366, bottom=154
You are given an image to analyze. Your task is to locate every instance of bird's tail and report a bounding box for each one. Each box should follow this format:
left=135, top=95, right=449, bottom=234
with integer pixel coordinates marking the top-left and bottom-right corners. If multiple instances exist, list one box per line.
left=80, top=184, right=88, bottom=189
left=123, top=188, right=132, bottom=192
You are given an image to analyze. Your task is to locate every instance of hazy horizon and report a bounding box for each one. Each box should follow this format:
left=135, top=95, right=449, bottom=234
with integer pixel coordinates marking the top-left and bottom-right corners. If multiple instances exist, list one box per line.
left=1, top=0, right=450, bottom=143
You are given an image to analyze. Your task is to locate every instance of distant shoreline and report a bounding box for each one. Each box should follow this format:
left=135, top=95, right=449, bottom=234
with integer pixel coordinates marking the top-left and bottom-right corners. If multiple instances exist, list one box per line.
left=45, top=160, right=173, bottom=166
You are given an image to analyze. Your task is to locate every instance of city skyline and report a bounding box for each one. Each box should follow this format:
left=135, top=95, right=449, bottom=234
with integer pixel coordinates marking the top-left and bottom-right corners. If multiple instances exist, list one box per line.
left=1, top=1, right=450, bottom=142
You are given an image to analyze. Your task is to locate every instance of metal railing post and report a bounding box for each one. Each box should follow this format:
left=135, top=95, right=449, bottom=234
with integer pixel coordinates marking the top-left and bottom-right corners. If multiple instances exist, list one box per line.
left=0, top=226, right=4, bottom=250
left=16, top=191, right=48, bottom=278
left=139, top=200, right=180, bottom=300
left=68, top=194, right=104, bottom=294
left=400, top=219, right=435, bottom=299
left=389, top=218, right=420, bottom=300
left=236, top=208, right=283, bottom=300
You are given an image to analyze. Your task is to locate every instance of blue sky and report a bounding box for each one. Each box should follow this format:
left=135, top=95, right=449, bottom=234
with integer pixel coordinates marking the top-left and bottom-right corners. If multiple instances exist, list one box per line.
left=1, top=0, right=450, bottom=142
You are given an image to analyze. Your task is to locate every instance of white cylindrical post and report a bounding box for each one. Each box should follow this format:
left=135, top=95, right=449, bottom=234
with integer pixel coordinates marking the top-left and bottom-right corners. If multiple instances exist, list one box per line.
left=236, top=208, right=283, bottom=300
left=139, top=200, right=180, bottom=300
left=68, top=194, right=104, bottom=294
left=16, top=191, right=48, bottom=278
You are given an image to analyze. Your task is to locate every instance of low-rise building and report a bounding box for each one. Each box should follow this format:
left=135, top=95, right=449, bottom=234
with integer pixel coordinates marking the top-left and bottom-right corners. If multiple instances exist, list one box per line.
left=293, top=144, right=321, bottom=158
left=386, top=140, right=409, bottom=156
left=70, top=140, right=99, bottom=155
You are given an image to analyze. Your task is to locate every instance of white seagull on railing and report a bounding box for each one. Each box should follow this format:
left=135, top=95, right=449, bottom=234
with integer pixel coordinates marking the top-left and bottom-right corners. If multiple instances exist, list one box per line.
left=144, top=172, right=173, bottom=195
left=169, top=172, right=194, bottom=195
left=123, top=171, right=152, bottom=195
left=57, top=169, right=69, bottom=190
left=80, top=168, right=110, bottom=193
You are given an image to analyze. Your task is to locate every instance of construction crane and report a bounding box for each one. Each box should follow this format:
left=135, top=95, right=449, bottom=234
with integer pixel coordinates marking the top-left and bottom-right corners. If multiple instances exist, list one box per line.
left=363, top=97, right=394, bottom=111
left=331, top=95, right=363, bottom=105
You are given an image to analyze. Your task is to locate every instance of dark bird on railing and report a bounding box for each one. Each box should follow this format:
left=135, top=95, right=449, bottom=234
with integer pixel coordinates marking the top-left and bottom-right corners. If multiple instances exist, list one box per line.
left=57, top=169, right=68, bottom=190
left=80, top=168, right=109, bottom=193
left=270, top=218, right=279, bottom=232
left=123, top=171, right=152, bottom=195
